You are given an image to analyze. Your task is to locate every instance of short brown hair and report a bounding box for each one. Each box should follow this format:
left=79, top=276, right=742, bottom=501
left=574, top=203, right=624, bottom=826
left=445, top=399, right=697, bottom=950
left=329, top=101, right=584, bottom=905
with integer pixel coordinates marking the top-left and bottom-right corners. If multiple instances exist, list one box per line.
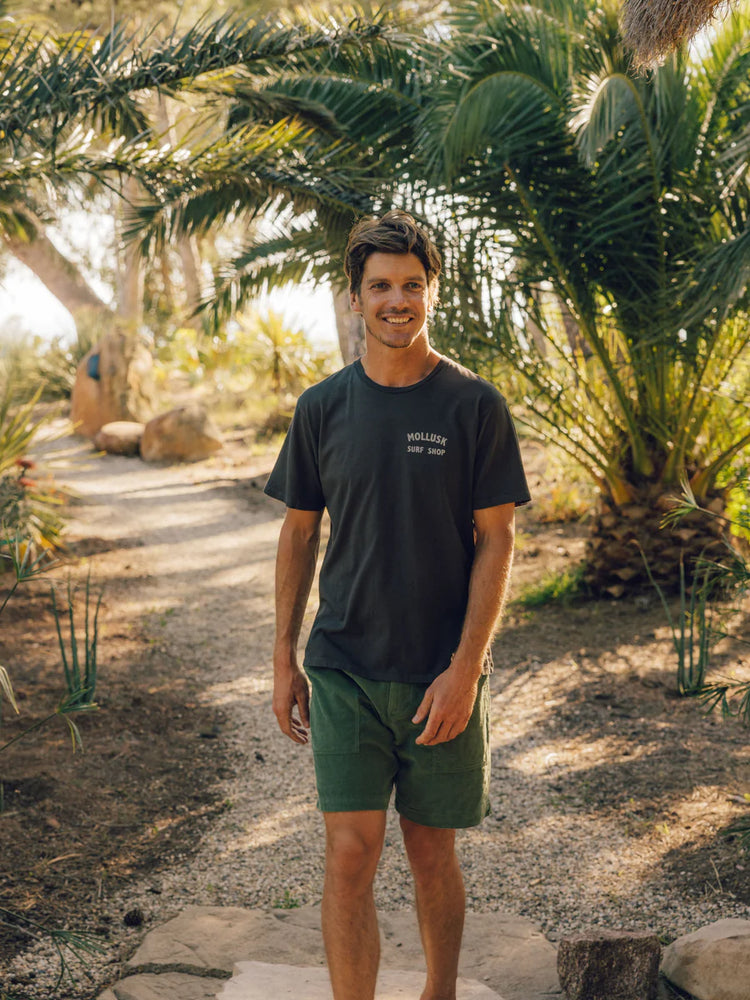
left=344, top=210, right=442, bottom=300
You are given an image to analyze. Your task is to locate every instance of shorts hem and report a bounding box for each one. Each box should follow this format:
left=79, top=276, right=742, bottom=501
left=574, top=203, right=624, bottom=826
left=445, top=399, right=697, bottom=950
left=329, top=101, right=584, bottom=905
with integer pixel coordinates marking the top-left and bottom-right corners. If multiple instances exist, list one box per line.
left=395, top=800, right=491, bottom=830
left=317, top=799, right=390, bottom=814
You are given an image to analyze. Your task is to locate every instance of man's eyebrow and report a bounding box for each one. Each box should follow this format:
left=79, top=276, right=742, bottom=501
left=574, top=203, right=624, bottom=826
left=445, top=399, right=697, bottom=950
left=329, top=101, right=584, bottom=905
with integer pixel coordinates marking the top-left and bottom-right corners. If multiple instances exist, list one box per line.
left=366, top=274, right=426, bottom=284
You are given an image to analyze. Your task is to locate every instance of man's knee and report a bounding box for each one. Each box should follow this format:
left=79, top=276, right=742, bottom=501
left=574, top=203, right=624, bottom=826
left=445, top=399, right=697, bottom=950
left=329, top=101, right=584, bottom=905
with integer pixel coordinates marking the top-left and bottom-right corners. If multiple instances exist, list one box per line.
left=400, top=816, right=457, bottom=879
left=324, top=811, right=386, bottom=889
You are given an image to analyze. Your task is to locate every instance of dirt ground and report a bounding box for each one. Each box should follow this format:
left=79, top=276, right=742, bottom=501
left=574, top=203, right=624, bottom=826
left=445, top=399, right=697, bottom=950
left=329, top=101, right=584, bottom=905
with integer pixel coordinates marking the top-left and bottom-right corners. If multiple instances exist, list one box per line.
left=0, top=428, right=748, bottom=996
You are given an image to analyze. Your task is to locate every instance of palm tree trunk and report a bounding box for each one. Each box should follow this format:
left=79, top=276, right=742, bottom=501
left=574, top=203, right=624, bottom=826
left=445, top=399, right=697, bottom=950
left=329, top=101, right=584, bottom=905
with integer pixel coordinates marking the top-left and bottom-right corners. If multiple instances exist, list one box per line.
left=584, top=487, right=727, bottom=597
left=155, top=95, right=204, bottom=326
left=177, top=234, right=203, bottom=322
left=332, top=285, right=365, bottom=364
left=2, top=210, right=112, bottom=320
left=117, top=177, right=144, bottom=325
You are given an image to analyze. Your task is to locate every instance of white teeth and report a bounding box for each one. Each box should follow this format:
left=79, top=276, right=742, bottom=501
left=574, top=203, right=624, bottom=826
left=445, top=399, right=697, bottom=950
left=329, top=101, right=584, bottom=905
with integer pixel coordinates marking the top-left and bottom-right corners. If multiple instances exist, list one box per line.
left=384, top=317, right=410, bottom=324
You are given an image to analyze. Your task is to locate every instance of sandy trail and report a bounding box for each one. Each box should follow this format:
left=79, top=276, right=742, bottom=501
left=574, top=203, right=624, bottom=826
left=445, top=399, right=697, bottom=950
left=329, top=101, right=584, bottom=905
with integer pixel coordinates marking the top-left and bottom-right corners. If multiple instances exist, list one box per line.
left=14, top=426, right=745, bottom=999
left=46, top=431, right=329, bottom=915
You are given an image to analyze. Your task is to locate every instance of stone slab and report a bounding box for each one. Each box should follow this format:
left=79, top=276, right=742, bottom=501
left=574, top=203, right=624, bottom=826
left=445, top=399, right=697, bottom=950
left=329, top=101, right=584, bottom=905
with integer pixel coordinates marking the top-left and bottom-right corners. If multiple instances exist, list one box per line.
left=126, top=906, right=327, bottom=973
left=105, top=973, right=225, bottom=1000
left=217, top=961, right=504, bottom=999
left=125, top=905, right=560, bottom=1000
left=380, top=910, right=559, bottom=998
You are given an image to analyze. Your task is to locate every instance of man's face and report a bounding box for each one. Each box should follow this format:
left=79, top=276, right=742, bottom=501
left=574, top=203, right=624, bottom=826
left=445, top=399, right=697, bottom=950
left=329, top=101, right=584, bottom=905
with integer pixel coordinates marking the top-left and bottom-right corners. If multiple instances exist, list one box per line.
left=350, top=252, right=433, bottom=351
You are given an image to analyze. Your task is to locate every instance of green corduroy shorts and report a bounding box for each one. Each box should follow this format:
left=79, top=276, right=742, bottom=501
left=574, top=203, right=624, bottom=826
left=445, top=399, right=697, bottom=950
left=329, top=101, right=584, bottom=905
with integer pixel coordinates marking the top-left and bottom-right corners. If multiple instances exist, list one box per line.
left=306, top=665, right=490, bottom=829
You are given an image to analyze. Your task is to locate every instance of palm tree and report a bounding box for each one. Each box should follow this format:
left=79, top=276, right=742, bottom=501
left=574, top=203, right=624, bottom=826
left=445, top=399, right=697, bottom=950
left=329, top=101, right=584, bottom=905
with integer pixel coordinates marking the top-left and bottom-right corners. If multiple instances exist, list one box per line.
left=419, top=0, right=750, bottom=594
left=0, top=6, right=401, bottom=396
left=123, top=8, right=429, bottom=362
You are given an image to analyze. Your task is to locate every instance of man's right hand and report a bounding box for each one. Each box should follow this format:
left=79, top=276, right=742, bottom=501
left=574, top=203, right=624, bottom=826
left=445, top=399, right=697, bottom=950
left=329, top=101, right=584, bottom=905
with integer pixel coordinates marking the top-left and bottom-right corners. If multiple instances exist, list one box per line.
left=272, top=657, right=310, bottom=745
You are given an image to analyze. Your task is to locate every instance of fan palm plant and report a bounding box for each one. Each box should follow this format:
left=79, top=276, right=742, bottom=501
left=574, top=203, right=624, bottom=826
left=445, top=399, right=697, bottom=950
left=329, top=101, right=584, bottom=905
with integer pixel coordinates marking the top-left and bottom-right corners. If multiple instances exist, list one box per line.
left=417, top=0, right=750, bottom=594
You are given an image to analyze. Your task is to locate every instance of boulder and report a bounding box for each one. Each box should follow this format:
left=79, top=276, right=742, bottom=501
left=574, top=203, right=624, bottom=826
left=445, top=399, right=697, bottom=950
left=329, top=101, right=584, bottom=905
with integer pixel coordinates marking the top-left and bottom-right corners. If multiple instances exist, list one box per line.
left=557, top=929, right=660, bottom=1000
left=71, top=330, right=155, bottom=438
left=140, top=405, right=222, bottom=463
left=94, top=421, right=144, bottom=456
left=661, top=919, right=750, bottom=1000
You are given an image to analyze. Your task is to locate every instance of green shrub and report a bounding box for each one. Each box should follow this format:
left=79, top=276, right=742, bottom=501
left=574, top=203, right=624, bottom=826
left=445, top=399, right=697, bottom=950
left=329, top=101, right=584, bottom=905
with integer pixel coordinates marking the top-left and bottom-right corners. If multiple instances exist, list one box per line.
left=515, top=565, right=587, bottom=607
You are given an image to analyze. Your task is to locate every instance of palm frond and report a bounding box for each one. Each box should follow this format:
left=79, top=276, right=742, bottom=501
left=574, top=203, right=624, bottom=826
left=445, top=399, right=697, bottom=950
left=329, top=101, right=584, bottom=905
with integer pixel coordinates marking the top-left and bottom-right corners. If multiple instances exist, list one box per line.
left=201, top=225, right=335, bottom=327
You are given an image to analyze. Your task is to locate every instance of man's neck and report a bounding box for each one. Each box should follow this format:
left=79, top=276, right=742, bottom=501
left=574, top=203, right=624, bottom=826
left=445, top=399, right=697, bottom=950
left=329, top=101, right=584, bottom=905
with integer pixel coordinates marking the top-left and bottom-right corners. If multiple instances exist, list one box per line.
left=360, top=338, right=441, bottom=388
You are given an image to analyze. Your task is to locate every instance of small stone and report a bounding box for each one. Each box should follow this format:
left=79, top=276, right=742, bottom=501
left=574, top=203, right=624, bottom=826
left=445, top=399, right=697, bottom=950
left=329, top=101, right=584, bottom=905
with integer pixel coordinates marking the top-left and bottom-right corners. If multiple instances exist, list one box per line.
left=95, top=421, right=145, bottom=456
left=557, top=929, right=661, bottom=1000
left=124, top=907, right=144, bottom=927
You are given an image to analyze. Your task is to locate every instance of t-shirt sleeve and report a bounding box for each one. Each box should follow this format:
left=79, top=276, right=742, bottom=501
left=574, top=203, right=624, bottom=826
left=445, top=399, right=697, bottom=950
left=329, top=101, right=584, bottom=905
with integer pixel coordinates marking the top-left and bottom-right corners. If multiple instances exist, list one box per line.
left=472, top=390, right=531, bottom=509
left=264, top=394, right=325, bottom=510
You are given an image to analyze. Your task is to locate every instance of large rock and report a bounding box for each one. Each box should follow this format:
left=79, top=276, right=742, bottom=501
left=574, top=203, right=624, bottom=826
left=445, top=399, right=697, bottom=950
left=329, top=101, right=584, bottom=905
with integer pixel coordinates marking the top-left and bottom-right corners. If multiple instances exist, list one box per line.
left=140, top=406, right=222, bottom=463
left=661, top=919, right=750, bottom=1000
left=94, top=421, right=144, bottom=456
left=217, top=961, right=503, bottom=999
left=123, top=905, right=558, bottom=1000
left=557, top=929, right=660, bottom=1000
left=71, top=331, right=155, bottom=438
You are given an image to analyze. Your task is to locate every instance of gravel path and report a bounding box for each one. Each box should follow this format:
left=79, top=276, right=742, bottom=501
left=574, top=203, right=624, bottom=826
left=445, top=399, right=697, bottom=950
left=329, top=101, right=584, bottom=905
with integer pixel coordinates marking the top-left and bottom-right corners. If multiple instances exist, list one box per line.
left=9, top=431, right=749, bottom=997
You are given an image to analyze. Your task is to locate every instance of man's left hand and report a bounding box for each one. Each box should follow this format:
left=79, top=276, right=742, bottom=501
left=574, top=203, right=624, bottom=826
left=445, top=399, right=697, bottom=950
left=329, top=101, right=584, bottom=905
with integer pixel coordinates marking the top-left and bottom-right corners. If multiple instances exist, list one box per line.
left=412, top=665, right=479, bottom=746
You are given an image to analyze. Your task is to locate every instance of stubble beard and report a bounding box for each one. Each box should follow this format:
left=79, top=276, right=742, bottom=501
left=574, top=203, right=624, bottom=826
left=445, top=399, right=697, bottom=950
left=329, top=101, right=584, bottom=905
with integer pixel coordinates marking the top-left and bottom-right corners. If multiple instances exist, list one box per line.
left=365, top=318, right=426, bottom=350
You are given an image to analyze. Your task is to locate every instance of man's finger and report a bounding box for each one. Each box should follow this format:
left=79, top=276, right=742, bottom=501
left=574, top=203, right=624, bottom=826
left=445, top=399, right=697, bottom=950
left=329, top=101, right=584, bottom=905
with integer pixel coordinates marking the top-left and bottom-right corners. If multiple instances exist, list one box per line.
left=297, top=689, right=310, bottom=729
left=412, top=691, right=432, bottom=725
left=289, top=715, right=309, bottom=744
left=415, top=712, right=444, bottom=745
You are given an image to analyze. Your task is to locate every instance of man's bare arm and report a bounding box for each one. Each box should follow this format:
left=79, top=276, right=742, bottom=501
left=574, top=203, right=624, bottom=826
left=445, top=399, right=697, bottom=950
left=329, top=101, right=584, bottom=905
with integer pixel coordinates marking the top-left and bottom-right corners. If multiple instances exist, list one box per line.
left=272, top=506, right=323, bottom=744
left=413, top=502, right=515, bottom=746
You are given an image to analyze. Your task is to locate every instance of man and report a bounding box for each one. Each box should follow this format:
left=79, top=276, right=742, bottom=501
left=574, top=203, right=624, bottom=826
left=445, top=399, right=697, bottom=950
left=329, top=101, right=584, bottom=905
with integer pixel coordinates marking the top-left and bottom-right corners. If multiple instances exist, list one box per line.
left=265, top=210, right=530, bottom=1000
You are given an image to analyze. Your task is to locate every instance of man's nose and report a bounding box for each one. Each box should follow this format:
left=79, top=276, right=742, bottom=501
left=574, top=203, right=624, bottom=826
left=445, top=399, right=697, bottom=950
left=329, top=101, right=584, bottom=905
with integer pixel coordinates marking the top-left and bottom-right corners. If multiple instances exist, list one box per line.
left=387, top=287, right=409, bottom=309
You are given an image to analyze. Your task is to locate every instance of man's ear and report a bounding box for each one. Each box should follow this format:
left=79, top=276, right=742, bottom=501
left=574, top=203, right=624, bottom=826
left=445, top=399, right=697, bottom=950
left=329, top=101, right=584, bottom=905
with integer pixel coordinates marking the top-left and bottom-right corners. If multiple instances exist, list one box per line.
left=350, top=290, right=361, bottom=313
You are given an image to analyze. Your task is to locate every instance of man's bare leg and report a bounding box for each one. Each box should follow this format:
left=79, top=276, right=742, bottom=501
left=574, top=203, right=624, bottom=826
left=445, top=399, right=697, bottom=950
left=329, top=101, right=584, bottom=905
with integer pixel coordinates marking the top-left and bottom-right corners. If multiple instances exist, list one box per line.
left=322, top=810, right=387, bottom=1000
left=400, top=816, right=465, bottom=1000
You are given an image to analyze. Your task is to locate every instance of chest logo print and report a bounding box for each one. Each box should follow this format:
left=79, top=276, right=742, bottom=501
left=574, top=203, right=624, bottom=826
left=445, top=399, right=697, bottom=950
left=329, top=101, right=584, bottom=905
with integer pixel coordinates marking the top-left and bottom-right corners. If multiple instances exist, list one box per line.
left=406, top=431, right=447, bottom=456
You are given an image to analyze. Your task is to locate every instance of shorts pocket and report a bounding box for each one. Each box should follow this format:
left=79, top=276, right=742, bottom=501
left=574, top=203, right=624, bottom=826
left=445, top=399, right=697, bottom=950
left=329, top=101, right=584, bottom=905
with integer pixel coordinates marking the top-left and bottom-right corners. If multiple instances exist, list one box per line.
left=308, top=668, right=361, bottom=755
left=429, top=678, right=489, bottom=774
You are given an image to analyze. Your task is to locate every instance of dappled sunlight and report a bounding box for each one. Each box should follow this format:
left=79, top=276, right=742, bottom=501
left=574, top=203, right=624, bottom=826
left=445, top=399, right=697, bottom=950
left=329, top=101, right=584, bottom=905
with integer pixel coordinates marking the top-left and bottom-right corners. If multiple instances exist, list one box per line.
left=202, top=672, right=273, bottom=707
left=504, top=734, right=652, bottom=778
left=466, top=799, right=733, bottom=935
left=218, top=798, right=317, bottom=853
left=204, top=562, right=273, bottom=589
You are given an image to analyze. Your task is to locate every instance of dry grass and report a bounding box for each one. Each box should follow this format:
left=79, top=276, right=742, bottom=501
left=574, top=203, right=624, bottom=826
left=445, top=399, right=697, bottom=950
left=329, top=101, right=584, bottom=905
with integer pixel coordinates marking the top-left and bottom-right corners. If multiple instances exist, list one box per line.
left=621, top=0, right=735, bottom=66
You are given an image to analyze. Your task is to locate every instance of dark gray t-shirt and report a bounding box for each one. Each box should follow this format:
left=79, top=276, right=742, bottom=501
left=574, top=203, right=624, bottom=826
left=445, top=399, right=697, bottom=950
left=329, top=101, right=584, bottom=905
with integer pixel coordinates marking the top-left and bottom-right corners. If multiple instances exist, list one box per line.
left=265, top=357, right=531, bottom=683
